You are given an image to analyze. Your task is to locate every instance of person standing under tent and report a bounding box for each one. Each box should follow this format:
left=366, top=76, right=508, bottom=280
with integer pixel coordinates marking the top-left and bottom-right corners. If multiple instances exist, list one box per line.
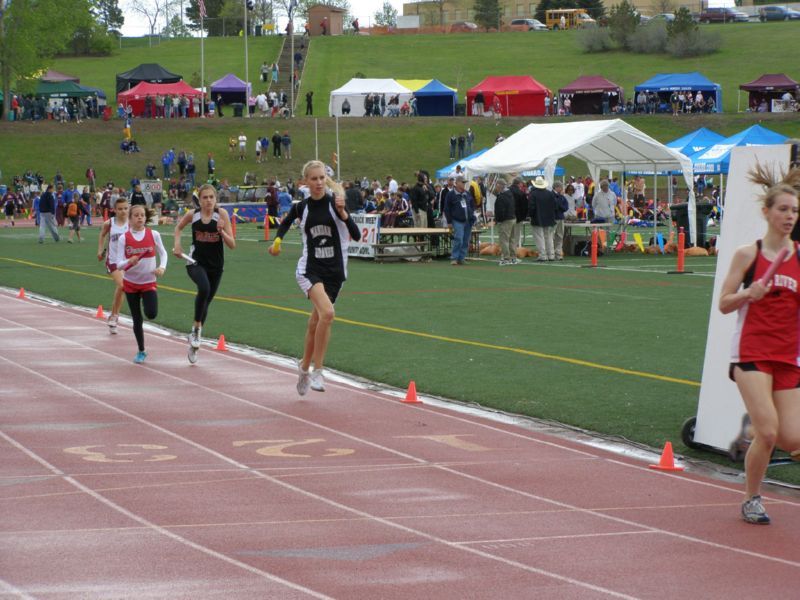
left=268, top=160, right=361, bottom=395
left=444, top=175, right=476, bottom=265
left=528, top=176, right=557, bottom=262
left=719, top=167, right=800, bottom=524
left=115, top=204, right=168, bottom=364
left=173, top=184, right=236, bottom=364
left=97, top=196, right=130, bottom=334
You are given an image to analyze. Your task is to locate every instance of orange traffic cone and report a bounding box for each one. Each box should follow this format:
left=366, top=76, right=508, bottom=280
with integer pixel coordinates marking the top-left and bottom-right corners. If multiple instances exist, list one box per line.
left=215, top=334, right=227, bottom=351
left=402, top=380, right=421, bottom=404
left=17, top=287, right=25, bottom=299
left=95, top=305, right=105, bottom=319
left=649, top=441, right=684, bottom=471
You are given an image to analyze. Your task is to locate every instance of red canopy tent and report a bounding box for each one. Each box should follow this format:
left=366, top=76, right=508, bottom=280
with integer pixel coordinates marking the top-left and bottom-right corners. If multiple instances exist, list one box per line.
left=117, top=81, right=203, bottom=117
left=738, top=74, right=799, bottom=112
left=558, top=75, right=623, bottom=115
left=466, top=76, right=550, bottom=117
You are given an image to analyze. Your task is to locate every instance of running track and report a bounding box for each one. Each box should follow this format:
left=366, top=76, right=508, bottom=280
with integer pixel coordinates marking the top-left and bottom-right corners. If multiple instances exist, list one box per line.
left=1, top=290, right=798, bottom=599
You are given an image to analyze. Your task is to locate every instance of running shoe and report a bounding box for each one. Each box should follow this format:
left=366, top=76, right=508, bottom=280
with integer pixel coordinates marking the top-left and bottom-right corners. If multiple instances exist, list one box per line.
left=133, top=351, right=147, bottom=364
left=741, top=495, right=770, bottom=524
left=310, top=369, right=325, bottom=392
left=108, top=314, right=118, bottom=335
left=189, top=327, right=201, bottom=350
left=498, top=259, right=509, bottom=266
left=296, top=365, right=311, bottom=396
left=188, top=347, right=198, bottom=365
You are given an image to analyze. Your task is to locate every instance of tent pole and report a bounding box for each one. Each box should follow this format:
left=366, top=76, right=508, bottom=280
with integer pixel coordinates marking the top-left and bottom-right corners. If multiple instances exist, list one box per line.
left=653, top=168, right=657, bottom=231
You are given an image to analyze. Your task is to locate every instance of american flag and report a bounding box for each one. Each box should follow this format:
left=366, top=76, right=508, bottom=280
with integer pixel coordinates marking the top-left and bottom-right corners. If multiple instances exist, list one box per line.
left=198, top=0, right=207, bottom=18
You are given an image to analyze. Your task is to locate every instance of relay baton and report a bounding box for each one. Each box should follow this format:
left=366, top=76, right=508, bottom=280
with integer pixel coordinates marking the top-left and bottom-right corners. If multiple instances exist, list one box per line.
left=757, top=247, right=789, bottom=286
left=180, top=253, right=197, bottom=265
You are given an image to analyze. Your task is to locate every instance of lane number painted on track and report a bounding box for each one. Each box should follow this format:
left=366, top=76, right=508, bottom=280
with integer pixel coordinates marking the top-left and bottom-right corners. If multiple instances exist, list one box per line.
left=63, top=444, right=177, bottom=463
left=233, top=439, right=355, bottom=458
left=394, top=434, right=492, bottom=452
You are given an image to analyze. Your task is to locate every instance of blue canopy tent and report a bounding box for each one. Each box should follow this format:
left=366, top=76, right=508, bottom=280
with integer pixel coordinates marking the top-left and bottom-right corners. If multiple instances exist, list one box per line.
left=414, top=79, right=457, bottom=116
left=689, top=125, right=787, bottom=175
left=626, top=127, right=726, bottom=176
left=436, top=148, right=489, bottom=180
left=634, top=72, right=722, bottom=113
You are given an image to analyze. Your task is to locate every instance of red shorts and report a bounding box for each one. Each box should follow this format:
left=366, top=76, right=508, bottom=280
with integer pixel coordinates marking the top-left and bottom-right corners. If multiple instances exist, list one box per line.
left=730, top=361, right=800, bottom=391
left=105, top=259, right=118, bottom=274
left=123, top=280, right=157, bottom=294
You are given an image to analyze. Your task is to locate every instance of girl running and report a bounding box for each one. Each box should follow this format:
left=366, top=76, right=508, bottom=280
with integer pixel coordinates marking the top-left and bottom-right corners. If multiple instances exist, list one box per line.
left=173, top=184, right=236, bottom=363
left=719, top=166, right=800, bottom=524
left=269, top=160, right=360, bottom=395
left=115, top=204, right=168, bottom=364
left=97, top=196, right=130, bottom=334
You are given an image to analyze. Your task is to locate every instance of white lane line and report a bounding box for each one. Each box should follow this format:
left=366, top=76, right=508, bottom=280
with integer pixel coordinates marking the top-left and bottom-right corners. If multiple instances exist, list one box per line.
left=0, top=428, right=334, bottom=600
left=0, top=326, right=641, bottom=599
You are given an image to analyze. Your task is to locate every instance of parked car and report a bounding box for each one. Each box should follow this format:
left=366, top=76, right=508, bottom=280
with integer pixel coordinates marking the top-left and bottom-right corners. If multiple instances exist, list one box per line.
left=509, top=18, right=548, bottom=31
left=759, top=5, right=800, bottom=21
left=650, top=13, right=676, bottom=22
left=449, top=21, right=478, bottom=32
left=697, top=7, right=750, bottom=23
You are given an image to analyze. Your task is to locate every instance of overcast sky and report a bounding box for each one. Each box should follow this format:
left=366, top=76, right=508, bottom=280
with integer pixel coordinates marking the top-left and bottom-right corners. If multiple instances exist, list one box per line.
left=120, top=1, right=406, bottom=36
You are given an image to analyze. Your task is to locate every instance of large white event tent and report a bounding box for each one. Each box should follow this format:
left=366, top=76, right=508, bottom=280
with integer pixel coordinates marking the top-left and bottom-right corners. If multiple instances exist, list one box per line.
left=463, top=119, right=699, bottom=243
left=328, top=78, right=412, bottom=117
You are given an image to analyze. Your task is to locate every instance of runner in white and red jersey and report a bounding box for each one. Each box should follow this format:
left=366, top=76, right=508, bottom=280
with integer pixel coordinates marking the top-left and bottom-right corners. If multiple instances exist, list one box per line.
left=114, top=204, right=168, bottom=364
left=97, top=196, right=129, bottom=334
left=720, top=173, right=800, bottom=525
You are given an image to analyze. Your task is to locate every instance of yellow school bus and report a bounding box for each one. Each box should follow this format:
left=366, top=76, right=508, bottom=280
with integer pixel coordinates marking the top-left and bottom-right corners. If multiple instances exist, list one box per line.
left=545, top=9, right=596, bottom=30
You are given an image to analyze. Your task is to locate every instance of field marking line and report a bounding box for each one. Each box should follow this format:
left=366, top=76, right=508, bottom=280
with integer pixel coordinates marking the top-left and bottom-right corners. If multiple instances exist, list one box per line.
left=2, top=310, right=799, bottom=574
left=0, top=426, right=336, bottom=600
left=0, top=354, right=641, bottom=600
left=0, top=258, right=699, bottom=386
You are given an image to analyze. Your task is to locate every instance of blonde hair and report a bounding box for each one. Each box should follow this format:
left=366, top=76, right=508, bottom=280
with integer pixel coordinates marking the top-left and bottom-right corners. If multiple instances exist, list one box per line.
left=301, top=159, right=344, bottom=197
left=197, top=183, right=217, bottom=202
left=748, top=163, right=800, bottom=209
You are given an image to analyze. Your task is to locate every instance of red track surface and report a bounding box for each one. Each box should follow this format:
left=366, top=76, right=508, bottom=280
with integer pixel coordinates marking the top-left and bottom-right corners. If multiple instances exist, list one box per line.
left=1, top=290, right=799, bottom=599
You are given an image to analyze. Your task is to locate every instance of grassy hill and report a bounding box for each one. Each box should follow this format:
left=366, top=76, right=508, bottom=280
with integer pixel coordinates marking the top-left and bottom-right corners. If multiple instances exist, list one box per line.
left=1, top=24, right=796, bottom=188
left=51, top=36, right=284, bottom=92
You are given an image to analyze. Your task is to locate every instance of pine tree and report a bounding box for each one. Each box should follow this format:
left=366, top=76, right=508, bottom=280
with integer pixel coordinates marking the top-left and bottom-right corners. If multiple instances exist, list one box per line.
left=473, top=0, right=501, bottom=31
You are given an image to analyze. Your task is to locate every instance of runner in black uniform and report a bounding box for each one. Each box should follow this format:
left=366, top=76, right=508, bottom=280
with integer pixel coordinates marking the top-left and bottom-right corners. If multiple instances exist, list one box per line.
left=173, top=184, right=236, bottom=363
left=269, top=160, right=361, bottom=395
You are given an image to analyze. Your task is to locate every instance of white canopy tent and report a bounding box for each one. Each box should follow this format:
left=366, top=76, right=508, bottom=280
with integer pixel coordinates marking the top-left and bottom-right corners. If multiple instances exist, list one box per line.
left=328, top=78, right=413, bottom=117
left=463, top=120, right=698, bottom=244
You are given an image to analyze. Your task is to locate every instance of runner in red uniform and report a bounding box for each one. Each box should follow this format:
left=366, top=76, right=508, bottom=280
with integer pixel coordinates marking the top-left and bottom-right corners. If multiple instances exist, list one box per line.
left=720, top=170, right=800, bottom=524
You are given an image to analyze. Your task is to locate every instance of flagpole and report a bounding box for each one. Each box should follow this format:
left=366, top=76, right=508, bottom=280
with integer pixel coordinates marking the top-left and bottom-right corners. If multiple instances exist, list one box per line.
left=315, top=118, right=318, bottom=160
left=200, top=12, right=205, bottom=117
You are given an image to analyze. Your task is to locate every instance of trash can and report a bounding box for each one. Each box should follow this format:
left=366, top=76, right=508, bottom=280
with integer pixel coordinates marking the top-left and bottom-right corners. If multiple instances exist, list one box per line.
left=103, top=106, right=112, bottom=121
left=455, top=103, right=466, bottom=116
left=231, top=103, right=244, bottom=117
left=670, top=202, right=715, bottom=247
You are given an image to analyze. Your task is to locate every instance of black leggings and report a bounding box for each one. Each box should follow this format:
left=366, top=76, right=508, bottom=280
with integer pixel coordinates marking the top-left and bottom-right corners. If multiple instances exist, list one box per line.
left=187, top=265, right=223, bottom=325
left=125, top=290, right=158, bottom=351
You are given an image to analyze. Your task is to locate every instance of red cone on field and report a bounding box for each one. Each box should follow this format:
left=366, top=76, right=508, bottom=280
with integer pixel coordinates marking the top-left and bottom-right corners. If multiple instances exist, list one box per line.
left=649, top=441, right=684, bottom=471
left=17, top=288, right=25, bottom=299
left=95, top=305, right=105, bottom=319
left=215, top=334, right=227, bottom=351
left=403, top=380, right=421, bottom=404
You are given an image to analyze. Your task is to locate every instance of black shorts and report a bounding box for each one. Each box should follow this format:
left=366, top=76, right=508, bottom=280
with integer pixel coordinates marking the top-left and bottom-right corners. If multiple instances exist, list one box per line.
left=297, top=272, right=342, bottom=304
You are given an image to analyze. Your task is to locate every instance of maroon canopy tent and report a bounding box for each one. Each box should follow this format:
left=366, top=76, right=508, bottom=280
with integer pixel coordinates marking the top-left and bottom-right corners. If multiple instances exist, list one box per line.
left=558, top=75, right=623, bottom=115
left=41, top=69, right=80, bottom=83
left=738, top=74, right=799, bottom=112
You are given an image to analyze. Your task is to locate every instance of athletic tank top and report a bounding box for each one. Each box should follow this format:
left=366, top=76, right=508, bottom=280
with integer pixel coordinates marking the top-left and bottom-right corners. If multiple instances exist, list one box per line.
left=190, top=208, right=224, bottom=271
left=123, top=228, right=157, bottom=286
left=107, top=219, right=129, bottom=264
left=731, top=240, right=800, bottom=365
